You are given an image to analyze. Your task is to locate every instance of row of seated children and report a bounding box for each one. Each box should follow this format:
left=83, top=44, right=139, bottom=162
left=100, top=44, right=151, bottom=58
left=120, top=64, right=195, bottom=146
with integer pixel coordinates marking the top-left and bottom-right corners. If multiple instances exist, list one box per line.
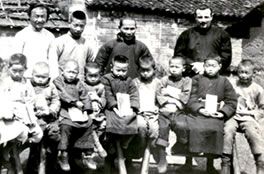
left=1, top=52, right=264, bottom=174
left=0, top=54, right=105, bottom=173
left=133, top=55, right=264, bottom=174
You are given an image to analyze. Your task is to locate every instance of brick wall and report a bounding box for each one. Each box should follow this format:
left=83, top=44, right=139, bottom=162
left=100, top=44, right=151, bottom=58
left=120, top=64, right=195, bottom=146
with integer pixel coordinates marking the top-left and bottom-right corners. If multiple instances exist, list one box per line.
left=242, top=18, right=264, bottom=70
left=83, top=9, right=242, bottom=71
left=0, top=8, right=242, bottom=71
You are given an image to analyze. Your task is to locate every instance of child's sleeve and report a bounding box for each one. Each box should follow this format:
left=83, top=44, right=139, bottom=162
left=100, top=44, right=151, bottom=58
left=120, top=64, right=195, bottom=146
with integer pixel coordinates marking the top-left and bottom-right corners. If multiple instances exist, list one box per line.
left=98, top=84, right=107, bottom=109
left=78, top=82, right=92, bottom=111
left=218, top=78, right=237, bottom=119
left=53, top=77, right=78, bottom=105
left=128, top=79, right=139, bottom=112
left=49, top=84, right=61, bottom=117
left=187, top=76, right=204, bottom=113
left=25, top=82, right=37, bottom=105
left=178, top=77, right=192, bottom=105
left=156, top=77, right=171, bottom=106
left=253, top=85, right=264, bottom=120
left=101, top=76, right=117, bottom=109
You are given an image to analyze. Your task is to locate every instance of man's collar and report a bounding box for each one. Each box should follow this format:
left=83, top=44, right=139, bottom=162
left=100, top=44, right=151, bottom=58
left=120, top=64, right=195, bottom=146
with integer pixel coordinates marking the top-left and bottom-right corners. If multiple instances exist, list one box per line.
left=117, top=32, right=136, bottom=44
left=67, top=31, right=84, bottom=41
left=29, top=24, right=43, bottom=32
left=194, top=25, right=212, bottom=34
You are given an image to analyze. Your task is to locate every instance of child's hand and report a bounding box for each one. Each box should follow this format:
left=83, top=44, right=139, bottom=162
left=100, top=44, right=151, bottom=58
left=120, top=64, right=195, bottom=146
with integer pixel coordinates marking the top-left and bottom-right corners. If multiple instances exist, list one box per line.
left=168, top=98, right=183, bottom=110
left=198, top=108, right=210, bottom=117
left=113, top=107, right=133, bottom=118
left=236, top=109, right=254, bottom=117
left=211, top=112, right=224, bottom=118
left=113, top=107, right=122, bottom=118
left=92, top=101, right=100, bottom=113
left=88, top=92, right=100, bottom=101
left=36, top=109, right=50, bottom=117
left=164, top=103, right=177, bottom=113
left=76, top=101, right=84, bottom=109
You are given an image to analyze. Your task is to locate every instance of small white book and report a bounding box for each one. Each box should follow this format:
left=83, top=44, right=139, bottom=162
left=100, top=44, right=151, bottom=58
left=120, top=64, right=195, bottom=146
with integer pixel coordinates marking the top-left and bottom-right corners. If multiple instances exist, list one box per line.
left=165, top=85, right=181, bottom=98
left=205, top=94, right=218, bottom=113
left=116, top=93, right=131, bottom=116
left=68, top=107, right=88, bottom=122
left=139, top=88, right=156, bottom=112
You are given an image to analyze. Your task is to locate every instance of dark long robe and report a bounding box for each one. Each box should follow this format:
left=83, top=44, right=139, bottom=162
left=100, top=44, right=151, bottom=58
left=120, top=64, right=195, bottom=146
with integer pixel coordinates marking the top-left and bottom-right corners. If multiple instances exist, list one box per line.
left=101, top=73, right=139, bottom=135
left=186, top=74, right=237, bottom=155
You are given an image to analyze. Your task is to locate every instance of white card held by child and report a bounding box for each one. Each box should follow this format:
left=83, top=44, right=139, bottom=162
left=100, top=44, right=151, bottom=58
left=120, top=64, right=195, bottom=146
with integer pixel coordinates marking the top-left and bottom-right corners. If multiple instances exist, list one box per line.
left=139, top=87, right=156, bottom=112
left=116, top=93, right=131, bottom=116
left=164, top=85, right=181, bottom=98
left=68, top=107, right=89, bottom=122
left=205, top=94, right=218, bottom=113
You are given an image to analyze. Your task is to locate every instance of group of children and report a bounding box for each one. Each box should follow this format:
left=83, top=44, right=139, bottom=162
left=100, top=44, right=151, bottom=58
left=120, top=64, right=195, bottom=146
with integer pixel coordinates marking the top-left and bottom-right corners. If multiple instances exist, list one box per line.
left=0, top=51, right=264, bottom=174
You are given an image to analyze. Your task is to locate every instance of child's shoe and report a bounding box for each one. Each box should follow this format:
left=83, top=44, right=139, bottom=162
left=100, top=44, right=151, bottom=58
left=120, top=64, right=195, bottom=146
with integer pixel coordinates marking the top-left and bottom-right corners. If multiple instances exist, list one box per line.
left=81, top=152, right=97, bottom=170
left=58, top=151, right=70, bottom=171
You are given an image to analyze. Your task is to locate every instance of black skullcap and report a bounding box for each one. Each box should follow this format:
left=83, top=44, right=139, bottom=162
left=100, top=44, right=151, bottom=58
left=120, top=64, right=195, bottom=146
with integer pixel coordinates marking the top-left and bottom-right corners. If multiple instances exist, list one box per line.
left=27, top=1, right=50, bottom=21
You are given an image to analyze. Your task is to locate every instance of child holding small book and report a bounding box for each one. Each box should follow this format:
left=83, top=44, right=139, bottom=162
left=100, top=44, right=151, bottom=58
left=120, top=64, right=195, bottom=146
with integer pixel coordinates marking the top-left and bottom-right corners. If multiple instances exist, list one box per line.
left=156, top=56, right=192, bottom=173
left=84, top=62, right=107, bottom=158
left=101, top=55, right=139, bottom=173
left=2, top=53, right=43, bottom=144
left=53, top=60, right=96, bottom=171
left=184, top=56, right=237, bottom=173
left=0, top=56, right=30, bottom=165
left=222, top=59, right=264, bottom=174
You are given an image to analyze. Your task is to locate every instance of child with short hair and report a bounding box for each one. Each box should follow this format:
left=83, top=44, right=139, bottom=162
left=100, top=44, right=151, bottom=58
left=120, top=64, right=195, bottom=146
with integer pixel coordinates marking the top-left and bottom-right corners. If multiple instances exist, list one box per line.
left=184, top=56, right=237, bottom=173
left=156, top=56, right=192, bottom=173
left=84, top=62, right=107, bottom=158
left=27, top=62, right=61, bottom=174
left=1, top=53, right=43, bottom=144
left=134, top=56, right=159, bottom=142
left=53, top=60, right=96, bottom=171
left=101, top=55, right=139, bottom=173
left=0, top=56, right=29, bottom=162
left=222, top=59, right=264, bottom=174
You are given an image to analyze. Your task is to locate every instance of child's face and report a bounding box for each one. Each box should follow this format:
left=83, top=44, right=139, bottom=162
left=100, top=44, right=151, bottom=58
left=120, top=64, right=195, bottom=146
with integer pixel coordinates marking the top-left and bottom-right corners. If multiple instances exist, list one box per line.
left=85, top=67, right=101, bottom=85
left=9, top=64, right=25, bottom=81
left=62, top=64, right=79, bottom=82
left=111, top=62, right=128, bottom=78
left=169, top=59, right=184, bottom=77
left=32, top=69, right=49, bottom=85
left=139, top=64, right=154, bottom=81
left=237, top=65, right=254, bottom=85
left=204, top=59, right=221, bottom=77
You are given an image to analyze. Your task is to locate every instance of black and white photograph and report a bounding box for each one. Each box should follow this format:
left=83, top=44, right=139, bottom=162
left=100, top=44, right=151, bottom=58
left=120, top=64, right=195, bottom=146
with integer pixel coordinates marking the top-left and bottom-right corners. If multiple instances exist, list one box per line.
left=0, top=0, right=264, bottom=174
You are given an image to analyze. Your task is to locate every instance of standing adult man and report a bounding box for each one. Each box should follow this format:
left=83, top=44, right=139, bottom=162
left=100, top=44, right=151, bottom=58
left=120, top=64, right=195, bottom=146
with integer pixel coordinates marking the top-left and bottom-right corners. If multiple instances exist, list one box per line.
left=95, top=17, right=152, bottom=78
left=48, top=10, right=94, bottom=80
left=14, top=2, right=55, bottom=78
left=174, top=5, right=232, bottom=76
